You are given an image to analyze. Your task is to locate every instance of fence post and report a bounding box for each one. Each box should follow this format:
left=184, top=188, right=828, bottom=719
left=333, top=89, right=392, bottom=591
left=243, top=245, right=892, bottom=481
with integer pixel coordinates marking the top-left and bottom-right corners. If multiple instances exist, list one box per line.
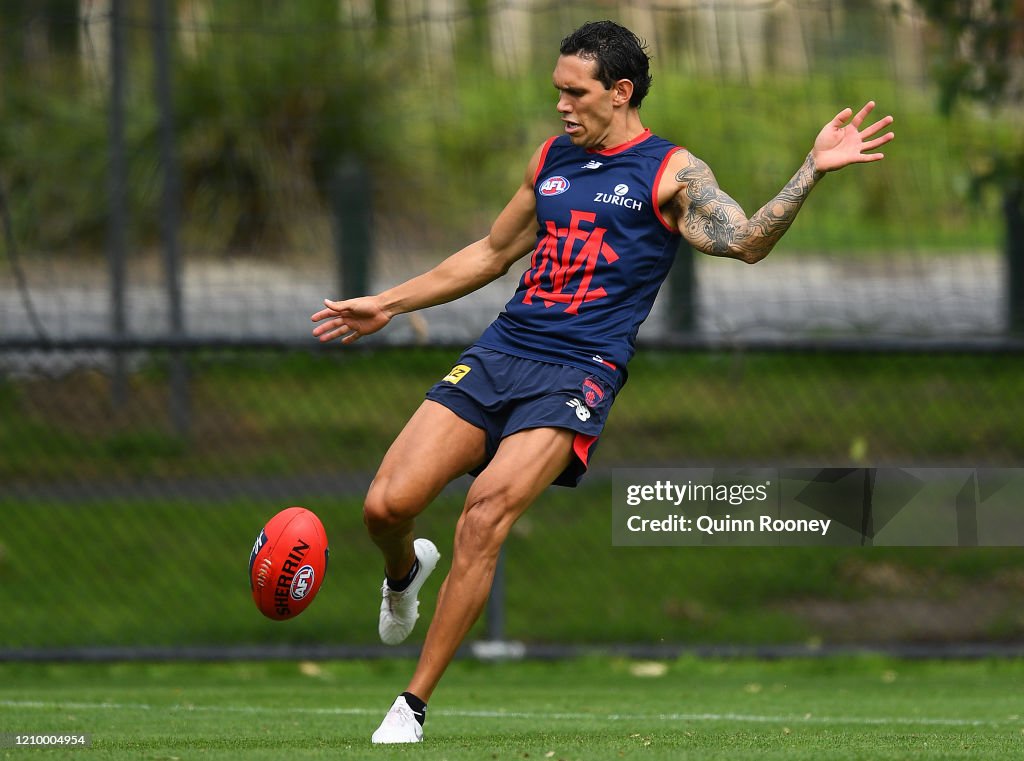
left=667, top=239, right=697, bottom=334
left=486, top=548, right=506, bottom=642
left=151, top=0, right=190, bottom=437
left=1006, top=183, right=1024, bottom=334
left=331, top=158, right=373, bottom=299
left=107, top=0, right=128, bottom=406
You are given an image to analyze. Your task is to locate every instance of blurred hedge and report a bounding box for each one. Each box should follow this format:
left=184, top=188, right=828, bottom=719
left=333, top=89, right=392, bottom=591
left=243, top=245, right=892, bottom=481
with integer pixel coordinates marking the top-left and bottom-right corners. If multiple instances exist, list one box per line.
left=0, top=1, right=1010, bottom=258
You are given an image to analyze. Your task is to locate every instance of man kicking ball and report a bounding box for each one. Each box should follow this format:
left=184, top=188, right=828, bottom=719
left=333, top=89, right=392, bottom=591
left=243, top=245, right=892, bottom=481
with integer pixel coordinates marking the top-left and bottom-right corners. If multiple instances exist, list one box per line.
left=311, top=19, right=894, bottom=743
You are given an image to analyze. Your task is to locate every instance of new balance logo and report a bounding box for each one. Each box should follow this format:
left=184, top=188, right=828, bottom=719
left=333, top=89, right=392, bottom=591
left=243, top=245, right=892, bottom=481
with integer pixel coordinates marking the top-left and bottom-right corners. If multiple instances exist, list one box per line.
left=581, top=160, right=603, bottom=170
left=566, top=398, right=591, bottom=422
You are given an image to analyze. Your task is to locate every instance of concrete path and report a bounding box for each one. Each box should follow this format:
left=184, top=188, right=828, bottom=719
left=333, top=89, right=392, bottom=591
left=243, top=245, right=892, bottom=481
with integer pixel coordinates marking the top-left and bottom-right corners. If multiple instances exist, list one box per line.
left=0, top=252, right=1007, bottom=355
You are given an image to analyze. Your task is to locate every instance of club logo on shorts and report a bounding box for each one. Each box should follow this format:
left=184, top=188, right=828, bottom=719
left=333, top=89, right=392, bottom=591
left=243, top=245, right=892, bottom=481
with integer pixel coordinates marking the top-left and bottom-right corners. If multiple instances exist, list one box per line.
left=582, top=378, right=605, bottom=408
left=539, top=176, right=570, bottom=196
left=566, top=398, right=591, bottom=422
left=443, top=364, right=471, bottom=384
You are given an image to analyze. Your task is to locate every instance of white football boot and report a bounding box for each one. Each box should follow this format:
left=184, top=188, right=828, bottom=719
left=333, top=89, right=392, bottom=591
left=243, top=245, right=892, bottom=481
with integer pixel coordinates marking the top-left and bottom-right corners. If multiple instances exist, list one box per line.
left=371, top=695, right=425, bottom=744
left=378, top=538, right=440, bottom=645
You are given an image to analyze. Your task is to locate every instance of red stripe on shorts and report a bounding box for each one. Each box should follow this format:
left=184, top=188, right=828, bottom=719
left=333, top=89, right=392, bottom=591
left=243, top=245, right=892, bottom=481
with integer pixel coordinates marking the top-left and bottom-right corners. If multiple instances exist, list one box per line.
left=573, top=433, right=599, bottom=467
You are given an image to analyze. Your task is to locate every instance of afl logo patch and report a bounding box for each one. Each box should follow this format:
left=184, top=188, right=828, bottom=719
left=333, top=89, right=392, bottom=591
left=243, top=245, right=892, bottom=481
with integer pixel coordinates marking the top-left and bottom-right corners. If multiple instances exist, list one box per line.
left=290, top=565, right=315, bottom=600
left=539, top=176, right=570, bottom=196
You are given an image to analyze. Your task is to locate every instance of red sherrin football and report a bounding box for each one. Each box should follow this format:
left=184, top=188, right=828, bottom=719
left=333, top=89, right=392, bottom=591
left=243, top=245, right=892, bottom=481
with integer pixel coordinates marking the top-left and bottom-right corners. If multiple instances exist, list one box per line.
left=249, top=507, right=329, bottom=620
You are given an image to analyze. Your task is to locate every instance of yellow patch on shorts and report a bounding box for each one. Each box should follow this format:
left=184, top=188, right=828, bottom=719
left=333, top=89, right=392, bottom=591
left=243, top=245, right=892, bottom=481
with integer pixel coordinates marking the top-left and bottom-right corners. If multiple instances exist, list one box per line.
left=442, top=364, right=471, bottom=384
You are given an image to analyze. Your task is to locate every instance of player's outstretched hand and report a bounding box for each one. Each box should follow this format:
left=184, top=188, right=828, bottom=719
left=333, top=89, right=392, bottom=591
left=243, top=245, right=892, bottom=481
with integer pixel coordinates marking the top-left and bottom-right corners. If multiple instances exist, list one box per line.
left=811, top=101, right=894, bottom=173
left=311, top=296, right=391, bottom=344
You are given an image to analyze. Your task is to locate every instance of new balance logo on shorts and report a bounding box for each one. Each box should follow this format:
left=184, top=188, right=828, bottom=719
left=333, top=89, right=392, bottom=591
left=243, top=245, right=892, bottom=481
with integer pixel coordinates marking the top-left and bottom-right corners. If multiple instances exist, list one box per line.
left=566, top=398, right=591, bottom=422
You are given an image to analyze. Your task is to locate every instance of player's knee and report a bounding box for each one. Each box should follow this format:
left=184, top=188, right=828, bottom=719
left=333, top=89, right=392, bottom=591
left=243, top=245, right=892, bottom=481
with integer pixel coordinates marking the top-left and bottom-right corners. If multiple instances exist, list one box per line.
left=362, top=479, right=424, bottom=535
left=454, top=490, right=517, bottom=558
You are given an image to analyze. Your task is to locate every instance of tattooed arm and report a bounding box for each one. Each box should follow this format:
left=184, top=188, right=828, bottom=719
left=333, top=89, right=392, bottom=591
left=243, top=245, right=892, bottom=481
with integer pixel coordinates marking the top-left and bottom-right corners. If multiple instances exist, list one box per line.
left=674, top=151, right=822, bottom=263
left=668, top=101, right=895, bottom=264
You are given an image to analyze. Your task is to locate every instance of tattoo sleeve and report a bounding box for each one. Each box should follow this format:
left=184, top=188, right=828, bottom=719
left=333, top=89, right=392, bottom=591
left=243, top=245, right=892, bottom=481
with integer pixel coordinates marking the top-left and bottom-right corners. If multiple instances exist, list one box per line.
left=675, top=152, right=824, bottom=263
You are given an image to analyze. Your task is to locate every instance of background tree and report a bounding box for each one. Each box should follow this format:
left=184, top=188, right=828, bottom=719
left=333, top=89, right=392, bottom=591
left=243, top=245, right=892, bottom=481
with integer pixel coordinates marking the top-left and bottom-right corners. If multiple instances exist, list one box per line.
left=915, top=0, right=1024, bottom=331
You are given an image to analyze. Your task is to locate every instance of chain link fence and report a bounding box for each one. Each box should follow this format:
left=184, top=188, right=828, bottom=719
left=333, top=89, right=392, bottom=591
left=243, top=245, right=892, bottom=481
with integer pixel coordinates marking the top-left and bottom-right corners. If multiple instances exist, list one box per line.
left=2, top=1, right=1024, bottom=656
left=4, top=346, right=1024, bottom=655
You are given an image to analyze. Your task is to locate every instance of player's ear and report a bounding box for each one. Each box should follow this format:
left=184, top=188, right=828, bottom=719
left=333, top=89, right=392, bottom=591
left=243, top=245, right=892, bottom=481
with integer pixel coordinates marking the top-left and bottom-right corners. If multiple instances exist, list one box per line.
left=612, top=79, right=633, bottom=107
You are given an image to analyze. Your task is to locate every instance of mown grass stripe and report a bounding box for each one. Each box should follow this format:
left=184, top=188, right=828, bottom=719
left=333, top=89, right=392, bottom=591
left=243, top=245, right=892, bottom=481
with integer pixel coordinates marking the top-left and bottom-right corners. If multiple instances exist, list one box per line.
left=0, top=699, right=1007, bottom=728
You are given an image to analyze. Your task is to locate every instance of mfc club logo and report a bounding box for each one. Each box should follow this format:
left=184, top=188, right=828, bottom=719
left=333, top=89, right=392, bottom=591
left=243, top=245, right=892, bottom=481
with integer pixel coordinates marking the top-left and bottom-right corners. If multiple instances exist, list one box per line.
left=289, top=565, right=316, bottom=600
left=539, top=176, right=570, bottom=196
left=522, top=209, right=619, bottom=314
left=582, top=378, right=605, bottom=408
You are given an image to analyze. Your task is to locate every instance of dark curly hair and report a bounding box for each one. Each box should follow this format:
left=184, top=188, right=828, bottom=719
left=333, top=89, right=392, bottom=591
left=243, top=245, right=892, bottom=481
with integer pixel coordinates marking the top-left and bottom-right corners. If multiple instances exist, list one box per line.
left=559, top=21, right=653, bottom=108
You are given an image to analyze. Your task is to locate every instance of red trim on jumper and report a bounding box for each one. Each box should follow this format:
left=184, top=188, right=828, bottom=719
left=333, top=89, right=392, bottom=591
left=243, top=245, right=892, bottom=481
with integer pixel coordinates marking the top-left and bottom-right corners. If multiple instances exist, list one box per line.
left=587, top=128, right=652, bottom=157
left=573, top=432, right=599, bottom=468
left=533, top=136, right=559, bottom=187
left=652, top=146, right=684, bottom=233
left=599, top=358, right=617, bottom=370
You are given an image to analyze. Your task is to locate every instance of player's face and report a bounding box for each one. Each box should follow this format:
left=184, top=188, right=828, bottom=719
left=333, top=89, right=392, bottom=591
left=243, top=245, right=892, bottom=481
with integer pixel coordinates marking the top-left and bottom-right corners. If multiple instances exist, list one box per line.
left=552, top=55, right=616, bottom=149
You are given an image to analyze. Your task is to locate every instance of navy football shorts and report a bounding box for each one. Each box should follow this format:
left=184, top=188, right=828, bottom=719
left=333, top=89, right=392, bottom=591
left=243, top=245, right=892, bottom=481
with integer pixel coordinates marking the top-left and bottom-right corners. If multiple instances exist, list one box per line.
left=424, top=346, right=620, bottom=487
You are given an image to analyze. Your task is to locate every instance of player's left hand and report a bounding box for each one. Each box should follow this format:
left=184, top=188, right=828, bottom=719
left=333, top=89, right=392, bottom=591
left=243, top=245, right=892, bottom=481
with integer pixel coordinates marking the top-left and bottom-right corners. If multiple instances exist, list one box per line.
left=811, top=101, right=894, bottom=173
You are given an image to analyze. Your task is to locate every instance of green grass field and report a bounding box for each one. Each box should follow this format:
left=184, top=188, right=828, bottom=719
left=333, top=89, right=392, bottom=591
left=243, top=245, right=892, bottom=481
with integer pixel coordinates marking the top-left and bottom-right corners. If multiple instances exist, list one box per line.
left=5, top=349, right=1024, bottom=759
left=1, top=657, right=1020, bottom=759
